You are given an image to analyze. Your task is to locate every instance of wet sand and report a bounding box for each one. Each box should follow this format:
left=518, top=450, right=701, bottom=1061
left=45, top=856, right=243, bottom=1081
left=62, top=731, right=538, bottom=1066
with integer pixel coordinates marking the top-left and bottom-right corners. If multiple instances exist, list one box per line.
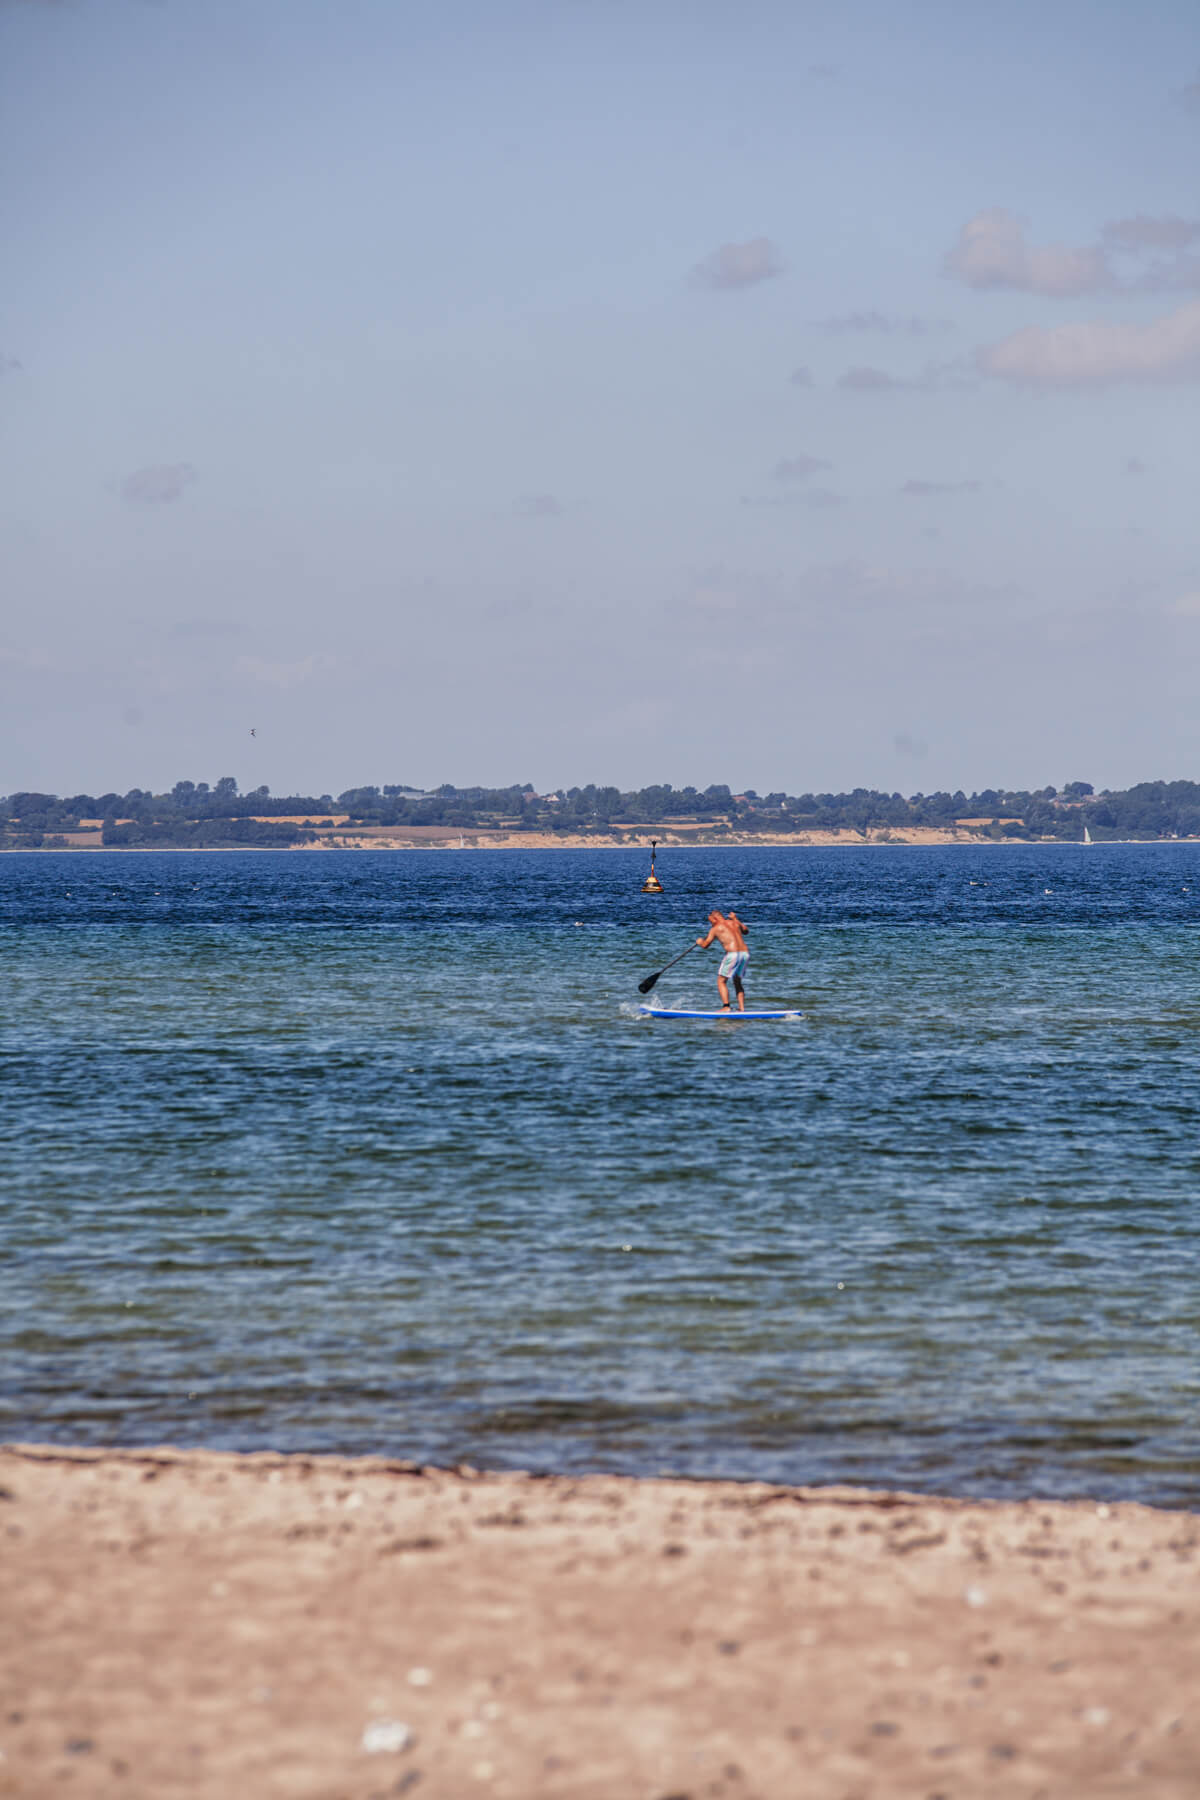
left=2, top=1444, right=1196, bottom=1798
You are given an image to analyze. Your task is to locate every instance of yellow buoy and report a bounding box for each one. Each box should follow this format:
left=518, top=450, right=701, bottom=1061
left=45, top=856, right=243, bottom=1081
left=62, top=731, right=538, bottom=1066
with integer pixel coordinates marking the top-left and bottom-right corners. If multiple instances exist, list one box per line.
left=641, top=839, right=664, bottom=893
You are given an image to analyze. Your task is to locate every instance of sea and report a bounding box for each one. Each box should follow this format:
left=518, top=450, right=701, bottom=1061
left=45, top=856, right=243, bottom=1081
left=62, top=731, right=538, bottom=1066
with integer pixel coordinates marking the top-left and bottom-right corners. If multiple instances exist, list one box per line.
left=2, top=844, right=1198, bottom=1507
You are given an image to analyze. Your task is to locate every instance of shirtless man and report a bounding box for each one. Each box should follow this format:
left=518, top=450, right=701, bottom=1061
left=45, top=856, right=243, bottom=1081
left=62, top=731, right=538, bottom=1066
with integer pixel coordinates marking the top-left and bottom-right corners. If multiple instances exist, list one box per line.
left=696, top=909, right=749, bottom=1012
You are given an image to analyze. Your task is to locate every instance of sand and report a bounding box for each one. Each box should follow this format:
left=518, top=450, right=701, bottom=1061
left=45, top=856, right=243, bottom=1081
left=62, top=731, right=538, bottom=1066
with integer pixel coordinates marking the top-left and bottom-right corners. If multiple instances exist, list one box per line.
left=14, top=824, right=1025, bottom=851
left=2, top=1445, right=1196, bottom=1799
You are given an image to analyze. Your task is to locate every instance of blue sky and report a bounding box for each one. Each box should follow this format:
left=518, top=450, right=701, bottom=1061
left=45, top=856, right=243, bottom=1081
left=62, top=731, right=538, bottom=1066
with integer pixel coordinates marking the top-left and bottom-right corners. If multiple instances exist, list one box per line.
left=3, top=0, right=1199, bottom=797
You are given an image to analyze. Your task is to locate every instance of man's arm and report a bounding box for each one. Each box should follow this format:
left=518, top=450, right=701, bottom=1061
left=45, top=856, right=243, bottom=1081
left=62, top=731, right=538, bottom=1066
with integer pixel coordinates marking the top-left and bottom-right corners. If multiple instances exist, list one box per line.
left=696, top=926, right=719, bottom=948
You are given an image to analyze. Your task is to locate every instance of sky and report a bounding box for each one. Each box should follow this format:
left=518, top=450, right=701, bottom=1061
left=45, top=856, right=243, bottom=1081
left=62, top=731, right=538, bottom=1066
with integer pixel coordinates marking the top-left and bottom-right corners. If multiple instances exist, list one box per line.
left=3, top=0, right=1200, bottom=800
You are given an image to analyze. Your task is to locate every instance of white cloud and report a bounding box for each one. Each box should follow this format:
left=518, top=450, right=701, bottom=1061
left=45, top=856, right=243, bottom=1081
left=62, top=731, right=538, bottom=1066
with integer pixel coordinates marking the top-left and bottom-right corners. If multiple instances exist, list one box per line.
left=901, top=479, right=981, bottom=496
left=1173, top=592, right=1200, bottom=617
left=1102, top=215, right=1200, bottom=252
left=121, top=463, right=197, bottom=506
left=773, top=453, right=830, bottom=481
left=976, top=299, right=1200, bottom=387
left=837, top=364, right=897, bottom=391
left=740, top=488, right=845, bottom=511
left=836, top=359, right=975, bottom=393
left=1101, top=216, right=1200, bottom=293
left=515, top=494, right=564, bottom=518
left=945, top=209, right=1111, bottom=296
left=947, top=210, right=1200, bottom=299
left=813, top=311, right=953, bottom=336
left=677, top=558, right=1018, bottom=625
left=691, top=237, right=784, bottom=290
left=681, top=566, right=766, bottom=616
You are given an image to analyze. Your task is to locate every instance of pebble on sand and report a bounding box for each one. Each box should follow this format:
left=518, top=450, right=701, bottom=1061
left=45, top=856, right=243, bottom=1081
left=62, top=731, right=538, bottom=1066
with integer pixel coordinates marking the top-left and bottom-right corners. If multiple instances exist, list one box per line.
left=361, top=1720, right=414, bottom=1754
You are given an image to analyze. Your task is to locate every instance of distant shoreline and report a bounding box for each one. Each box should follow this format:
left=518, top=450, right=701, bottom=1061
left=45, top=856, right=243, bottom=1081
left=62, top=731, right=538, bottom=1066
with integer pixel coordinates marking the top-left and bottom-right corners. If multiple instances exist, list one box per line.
left=0, top=832, right=1180, bottom=854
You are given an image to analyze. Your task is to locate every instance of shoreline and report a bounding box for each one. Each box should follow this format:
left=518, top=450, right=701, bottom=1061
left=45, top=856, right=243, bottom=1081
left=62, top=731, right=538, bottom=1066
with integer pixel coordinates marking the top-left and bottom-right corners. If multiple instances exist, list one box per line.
left=1, top=831, right=1179, bottom=854
left=4, top=1441, right=1197, bottom=1797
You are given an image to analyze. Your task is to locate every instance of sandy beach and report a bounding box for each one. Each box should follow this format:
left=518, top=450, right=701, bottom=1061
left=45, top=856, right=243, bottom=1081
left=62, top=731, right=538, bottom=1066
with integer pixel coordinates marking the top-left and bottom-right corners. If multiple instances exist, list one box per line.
left=2, top=1445, right=1196, bottom=1799
left=283, top=826, right=1007, bottom=852
left=23, top=825, right=1034, bottom=852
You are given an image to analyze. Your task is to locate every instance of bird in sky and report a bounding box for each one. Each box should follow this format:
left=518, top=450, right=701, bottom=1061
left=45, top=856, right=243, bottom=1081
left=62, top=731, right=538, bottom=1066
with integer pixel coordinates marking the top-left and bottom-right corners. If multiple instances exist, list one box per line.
left=250, top=728, right=257, bottom=737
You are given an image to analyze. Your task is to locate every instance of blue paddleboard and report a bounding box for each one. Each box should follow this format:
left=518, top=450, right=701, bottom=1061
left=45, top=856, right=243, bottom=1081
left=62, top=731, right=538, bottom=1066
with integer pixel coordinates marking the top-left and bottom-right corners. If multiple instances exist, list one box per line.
left=638, top=1005, right=802, bottom=1021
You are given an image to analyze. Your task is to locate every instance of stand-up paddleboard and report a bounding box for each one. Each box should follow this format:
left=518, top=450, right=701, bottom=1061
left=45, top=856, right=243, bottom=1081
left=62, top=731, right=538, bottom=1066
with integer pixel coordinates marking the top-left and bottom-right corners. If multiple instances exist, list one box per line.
left=638, top=1004, right=802, bottom=1021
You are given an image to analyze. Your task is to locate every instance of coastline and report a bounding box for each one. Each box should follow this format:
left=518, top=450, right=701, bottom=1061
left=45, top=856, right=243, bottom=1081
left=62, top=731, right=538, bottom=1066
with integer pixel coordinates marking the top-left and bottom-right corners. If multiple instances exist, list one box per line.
left=3, top=1443, right=1196, bottom=1798
left=1, top=828, right=1146, bottom=854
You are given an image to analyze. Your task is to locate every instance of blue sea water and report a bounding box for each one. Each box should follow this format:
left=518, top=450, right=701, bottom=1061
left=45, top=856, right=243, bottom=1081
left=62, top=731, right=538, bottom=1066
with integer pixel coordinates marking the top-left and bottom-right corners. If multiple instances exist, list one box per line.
left=1, top=844, right=1198, bottom=1506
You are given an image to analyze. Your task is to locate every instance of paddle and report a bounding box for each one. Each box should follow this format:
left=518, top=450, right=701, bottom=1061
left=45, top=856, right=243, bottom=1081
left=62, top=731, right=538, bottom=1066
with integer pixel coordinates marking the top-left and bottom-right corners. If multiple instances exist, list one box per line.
left=638, top=942, right=698, bottom=995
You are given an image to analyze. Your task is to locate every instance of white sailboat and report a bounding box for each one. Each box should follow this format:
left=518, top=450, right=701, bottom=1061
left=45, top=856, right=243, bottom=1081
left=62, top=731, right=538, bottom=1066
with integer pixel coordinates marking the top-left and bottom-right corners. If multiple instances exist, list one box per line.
left=1082, top=824, right=1092, bottom=844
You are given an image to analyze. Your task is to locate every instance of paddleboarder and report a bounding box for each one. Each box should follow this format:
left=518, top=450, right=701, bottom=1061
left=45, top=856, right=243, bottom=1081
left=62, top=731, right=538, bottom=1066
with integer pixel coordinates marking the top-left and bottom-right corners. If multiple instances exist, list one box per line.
left=696, top=910, right=749, bottom=1012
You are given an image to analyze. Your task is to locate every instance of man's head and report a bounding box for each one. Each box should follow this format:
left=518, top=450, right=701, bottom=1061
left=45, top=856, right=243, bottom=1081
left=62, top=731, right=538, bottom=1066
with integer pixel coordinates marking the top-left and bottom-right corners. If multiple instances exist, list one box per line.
left=708, top=910, right=723, bottom=924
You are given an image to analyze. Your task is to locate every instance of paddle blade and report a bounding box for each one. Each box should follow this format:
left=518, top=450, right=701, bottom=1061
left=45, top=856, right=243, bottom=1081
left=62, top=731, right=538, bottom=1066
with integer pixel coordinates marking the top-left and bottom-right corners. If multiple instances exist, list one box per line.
left=638, top=940, right=696, bottom=994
